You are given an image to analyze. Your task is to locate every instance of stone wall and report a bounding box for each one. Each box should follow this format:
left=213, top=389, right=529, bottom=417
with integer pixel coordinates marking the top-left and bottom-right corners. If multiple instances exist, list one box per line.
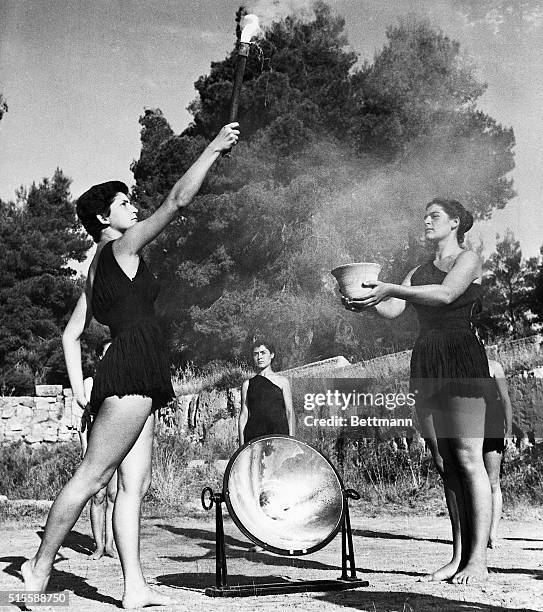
left=2, top=345, right=542, bottom=446
left=508, top=375, right=543, bottom=439
left=0, top=385, right=82, bottom=444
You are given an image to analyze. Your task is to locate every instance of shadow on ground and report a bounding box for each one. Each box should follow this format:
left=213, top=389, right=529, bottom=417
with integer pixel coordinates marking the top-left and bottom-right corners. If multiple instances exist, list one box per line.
left=156, top=524, right=375, bottom=572
left=315, top=590, right=543, bottom=612
left=0, top=555, right=120, bottom=608
left=157, top=573, right=299, bottom=590
left=352, top=529, right=449, bottom=545
left=34, top=528, right=96, bottom=556
left=155, top=524, right=428, bottom=586
left=489, top=566, right=543, bottom=580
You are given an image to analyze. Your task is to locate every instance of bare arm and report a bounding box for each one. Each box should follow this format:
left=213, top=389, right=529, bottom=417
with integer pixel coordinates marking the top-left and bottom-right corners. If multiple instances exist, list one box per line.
left=281, top=377, right=296, bottom=437
left=83, top=376, right=94, bottom=404
left=78, top=376, right=93, bottom=458
left=62, top=288, right=93, bottom=410
left=374, top=267, right=418, bottom=319
left=77, top=430, right=87, bottom=459
left=490, top=361, right=513, bottom=436
left=344, top=267, right=418, bottom=318
left=238, top=379, right=249, bottom=446
left=116, top=124, right=239, bottom=256
left=349, top=251, right=482, bottom=309
left=391, top=251, right=481, bottom=305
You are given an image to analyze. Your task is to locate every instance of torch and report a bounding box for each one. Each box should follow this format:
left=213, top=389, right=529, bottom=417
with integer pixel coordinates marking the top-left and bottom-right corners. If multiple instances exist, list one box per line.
left=223, top=10, right=261, bottom=155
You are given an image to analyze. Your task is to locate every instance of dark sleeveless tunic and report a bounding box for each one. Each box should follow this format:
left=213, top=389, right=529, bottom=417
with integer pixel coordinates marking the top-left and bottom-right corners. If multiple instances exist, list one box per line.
left=410, top=260, right=490, bottom=401
left=244, top=375, right=289, bottom=443
left=89, top=240, right=174, bottom=414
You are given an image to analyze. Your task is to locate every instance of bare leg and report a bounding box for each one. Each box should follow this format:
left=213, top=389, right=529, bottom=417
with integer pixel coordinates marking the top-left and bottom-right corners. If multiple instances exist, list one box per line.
left=448, top=396, right=491, bottom=584
left=114, top=413, right=176, bottom=609
left=22, top=395, right=155, bottom=592
left=104, top=472, right=118, bottom=558
left=421, top=436, right=463, bottom=581
left=89, top=488, right=107, bottom=560
left=416, top=401, right=463, bottom=581
left=483, top=448, right=503, bottom=548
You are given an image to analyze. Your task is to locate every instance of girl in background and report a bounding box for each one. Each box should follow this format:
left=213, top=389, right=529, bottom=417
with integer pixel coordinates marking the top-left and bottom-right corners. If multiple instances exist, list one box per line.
left=239, top=340, right=295, bottom=446
left=238, top=339, right=295, bottom=553
left=79, top=339, right=117, bottom=560
left=484, top=358, right=513, bottom=548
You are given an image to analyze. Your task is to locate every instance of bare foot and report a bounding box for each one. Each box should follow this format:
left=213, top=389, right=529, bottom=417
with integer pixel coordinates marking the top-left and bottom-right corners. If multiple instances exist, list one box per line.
left=104, top=547, right=117, bottom=559
left=122, top=585, right=178, bottom=609
left=21, top=559, right=50, bottom=592
left=452, top=561, right=488, bottom=584
left=418, top=559, right=461, bottom=582
left=487, top=535, right=501, bottom=549
left=90, top=548, right=105, bottom=560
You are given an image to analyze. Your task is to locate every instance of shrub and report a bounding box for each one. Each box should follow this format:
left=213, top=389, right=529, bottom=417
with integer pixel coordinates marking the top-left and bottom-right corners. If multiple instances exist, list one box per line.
left=0, top=440, right=80, bottom=500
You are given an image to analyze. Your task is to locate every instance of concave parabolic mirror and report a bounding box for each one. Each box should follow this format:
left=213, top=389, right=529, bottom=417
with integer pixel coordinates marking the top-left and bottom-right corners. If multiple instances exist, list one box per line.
left=224, top=435, right=345, bottom=555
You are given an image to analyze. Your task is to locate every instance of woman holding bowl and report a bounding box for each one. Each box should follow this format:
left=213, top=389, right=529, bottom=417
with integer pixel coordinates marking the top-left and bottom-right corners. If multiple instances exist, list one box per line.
left=343, top=198, right=491, bottom=584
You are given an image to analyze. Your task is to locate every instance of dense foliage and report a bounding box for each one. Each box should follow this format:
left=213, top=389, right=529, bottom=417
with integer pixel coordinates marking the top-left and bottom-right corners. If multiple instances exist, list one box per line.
left=130, top=3, right=518, bottom=367
left=2, top=4, right=539, bottom=385
left=479, top=232, right=542, bottom=340
left=0, top=170, right=97, bottom=394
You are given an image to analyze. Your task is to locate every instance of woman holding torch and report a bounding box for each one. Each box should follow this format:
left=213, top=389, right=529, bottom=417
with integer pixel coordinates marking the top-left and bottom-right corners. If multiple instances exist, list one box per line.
left=22, top=123, right=239, bottom=608
left=343, top=198, right=492, bottom=584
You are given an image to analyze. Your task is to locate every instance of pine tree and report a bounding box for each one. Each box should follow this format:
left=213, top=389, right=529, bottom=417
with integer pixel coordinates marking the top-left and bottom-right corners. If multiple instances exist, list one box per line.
left=0, top=170, right=93, bottom=393
left=129, top=4, right=516, bottom=367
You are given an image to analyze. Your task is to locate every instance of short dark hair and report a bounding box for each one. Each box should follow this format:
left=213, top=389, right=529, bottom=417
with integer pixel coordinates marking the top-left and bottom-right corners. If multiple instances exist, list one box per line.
left=426, top=198, right=474, bottom=245
left=76, top=181, right=129, bottom=242
left=250, top=338, right=276, bottom=357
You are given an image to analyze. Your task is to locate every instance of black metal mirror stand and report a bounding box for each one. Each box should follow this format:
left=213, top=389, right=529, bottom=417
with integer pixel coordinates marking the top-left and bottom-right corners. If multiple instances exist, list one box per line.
left=201, top=486, right=369, bottom=597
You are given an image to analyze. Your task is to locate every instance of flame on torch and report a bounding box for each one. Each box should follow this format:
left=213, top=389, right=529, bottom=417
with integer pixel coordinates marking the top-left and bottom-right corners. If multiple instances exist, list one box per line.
left=227, top=12, right=262, bottom=135
left=239, top=14, right=262, bottom=42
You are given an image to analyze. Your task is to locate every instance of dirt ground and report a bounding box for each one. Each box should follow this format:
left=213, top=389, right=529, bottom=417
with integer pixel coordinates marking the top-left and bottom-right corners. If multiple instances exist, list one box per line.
left=1, top=505, right=542, bottom=612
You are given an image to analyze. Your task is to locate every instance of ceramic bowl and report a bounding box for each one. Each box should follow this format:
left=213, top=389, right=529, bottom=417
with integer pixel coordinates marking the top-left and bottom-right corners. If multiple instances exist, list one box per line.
left=331, top=262, right=381, bottom=299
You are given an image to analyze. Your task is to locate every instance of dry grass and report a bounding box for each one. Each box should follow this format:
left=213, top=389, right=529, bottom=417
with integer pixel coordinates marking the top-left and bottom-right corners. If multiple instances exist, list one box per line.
left=486, top=334, right=543, bottom=374
left=2, top=334, right=542, bottom=517
left=2, top=436, right=543, bottom=517
left=0, top=440, right=80, bottom=500
left=172, top=361, right=253, bottom=395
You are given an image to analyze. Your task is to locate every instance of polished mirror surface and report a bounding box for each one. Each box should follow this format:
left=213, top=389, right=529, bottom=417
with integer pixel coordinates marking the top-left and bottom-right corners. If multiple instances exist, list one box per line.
left=224, top=435, right=344, bottom=555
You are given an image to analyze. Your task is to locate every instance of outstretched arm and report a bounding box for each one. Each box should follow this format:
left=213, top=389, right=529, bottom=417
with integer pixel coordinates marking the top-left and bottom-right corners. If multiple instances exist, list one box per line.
left=343, top=267, right=418, bottom=319
left=350, top=251, right=482, bottom=309
left=117, top=123, right=240, bottom=255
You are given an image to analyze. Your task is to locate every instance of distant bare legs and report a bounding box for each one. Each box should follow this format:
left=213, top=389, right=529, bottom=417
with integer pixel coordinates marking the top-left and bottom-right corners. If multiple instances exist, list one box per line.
left=90, top=472, right=118, bottom=559
left=483, top=448, right=503, bottom=549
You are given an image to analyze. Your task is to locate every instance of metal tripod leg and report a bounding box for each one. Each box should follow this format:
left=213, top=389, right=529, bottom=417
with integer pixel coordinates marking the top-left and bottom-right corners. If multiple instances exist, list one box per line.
left=201, top=487, right=228, bottom=589
left=214, top=492, right=227, bottom=588
left=340, top=488, right=361, bottom=581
